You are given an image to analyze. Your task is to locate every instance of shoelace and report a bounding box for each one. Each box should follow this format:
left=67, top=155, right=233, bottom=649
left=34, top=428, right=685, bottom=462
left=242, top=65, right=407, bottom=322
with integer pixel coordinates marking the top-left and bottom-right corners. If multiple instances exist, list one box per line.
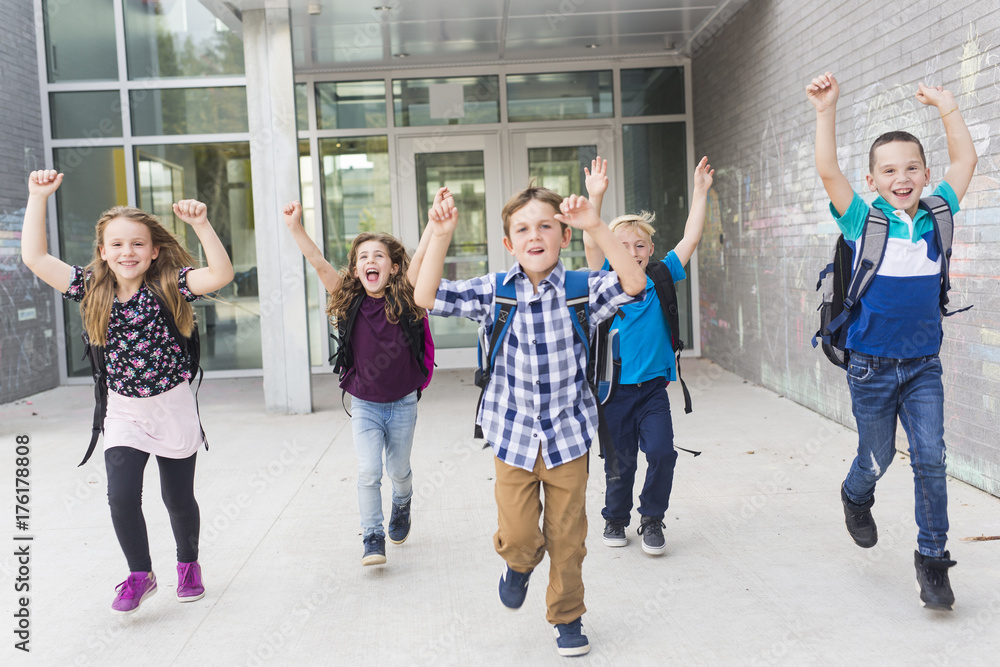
left=178, top=565, right=196, bottom=586
left=558, top=621, right=582, bottom=637
left=116, top=574, right=145, bottom=599
left=637, top=520, right=664, bottom=536
left=388, top=506, right=410, bottom=531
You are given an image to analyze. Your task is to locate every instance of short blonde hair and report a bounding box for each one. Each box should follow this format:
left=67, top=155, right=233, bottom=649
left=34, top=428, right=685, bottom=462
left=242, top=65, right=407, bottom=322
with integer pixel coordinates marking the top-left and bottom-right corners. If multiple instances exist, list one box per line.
left=608, top=211, right=656, bottom=242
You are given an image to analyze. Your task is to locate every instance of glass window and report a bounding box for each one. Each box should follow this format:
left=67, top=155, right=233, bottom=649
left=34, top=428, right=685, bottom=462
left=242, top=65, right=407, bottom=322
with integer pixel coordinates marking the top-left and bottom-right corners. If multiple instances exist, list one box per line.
left=317, top=81, right=386, bottom=130
left=318, top=137, right=392, bottom=269
left=393, top=76, right=500, bottom=127
left=50, top=91, right=123, bottom=140
left=297, top=140, right=326, bottom=366
left=42, top=0, right=118, bottom=83
left=415, top=151, right=489, bottom=348
left=507, top=71, right=613, bottom=122
left=621, top=67, right=685, bottom=117
left=123, top=0, right=245, bottom=79
left=129, top=87, right=249, bottom=136
left=296, top=83, right=309, bottom=132
left=53, top=147, right=129, bottom=376
left=622, top=122, right=692, bottom=344
left=527, top=146, right=597, bottom=270
left=135, top=142, right=261, bottom=371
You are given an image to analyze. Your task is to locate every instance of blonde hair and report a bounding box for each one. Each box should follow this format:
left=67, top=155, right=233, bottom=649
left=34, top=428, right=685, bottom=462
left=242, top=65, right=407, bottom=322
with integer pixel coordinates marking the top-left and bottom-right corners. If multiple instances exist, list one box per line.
left=81, top=207, right=197, bottom=346
left=327, top=232, right=426, bottom=324
left=609, top=211, right=656, bottom=242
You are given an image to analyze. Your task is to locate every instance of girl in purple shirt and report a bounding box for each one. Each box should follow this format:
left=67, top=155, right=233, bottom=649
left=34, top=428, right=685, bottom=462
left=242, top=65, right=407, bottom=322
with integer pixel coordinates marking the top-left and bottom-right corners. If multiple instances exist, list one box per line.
left=283, top=195, right=435, bottom=566
left=21, top=170, right=234, bottom=614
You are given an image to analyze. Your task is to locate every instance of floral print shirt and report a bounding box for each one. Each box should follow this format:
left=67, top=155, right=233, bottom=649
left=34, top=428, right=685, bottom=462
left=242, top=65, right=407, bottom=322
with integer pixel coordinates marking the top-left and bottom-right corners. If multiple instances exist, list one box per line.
left=64, top=266, right=201, bottom=398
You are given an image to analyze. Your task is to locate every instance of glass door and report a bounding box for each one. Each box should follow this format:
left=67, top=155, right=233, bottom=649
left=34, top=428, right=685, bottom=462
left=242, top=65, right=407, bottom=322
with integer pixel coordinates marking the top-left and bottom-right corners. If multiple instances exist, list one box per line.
left=396, top=133, right=505, bottom=364
left=510, top=129, right=617, bottom=270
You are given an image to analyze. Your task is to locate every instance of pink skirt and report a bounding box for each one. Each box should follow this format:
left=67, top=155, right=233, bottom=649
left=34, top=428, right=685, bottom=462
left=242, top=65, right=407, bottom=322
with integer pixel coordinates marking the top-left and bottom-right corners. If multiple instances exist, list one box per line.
left=104, top=382, right=204, bottom=459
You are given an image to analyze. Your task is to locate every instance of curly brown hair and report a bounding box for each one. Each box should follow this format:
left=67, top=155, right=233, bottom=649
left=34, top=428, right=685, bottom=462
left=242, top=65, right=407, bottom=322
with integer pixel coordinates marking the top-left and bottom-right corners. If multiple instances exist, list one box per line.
left=327, top=232, right=426, bottom=324
left=81, top=207, right=197, bottom=346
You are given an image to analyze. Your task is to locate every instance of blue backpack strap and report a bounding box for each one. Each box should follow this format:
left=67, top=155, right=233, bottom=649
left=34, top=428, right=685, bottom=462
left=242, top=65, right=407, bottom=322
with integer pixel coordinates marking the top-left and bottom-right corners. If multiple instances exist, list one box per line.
left=826, top=206, right=889, bottom=335
left=474, top=272, right=517, bottom=438
left=564, top=270, right=591, bottom=357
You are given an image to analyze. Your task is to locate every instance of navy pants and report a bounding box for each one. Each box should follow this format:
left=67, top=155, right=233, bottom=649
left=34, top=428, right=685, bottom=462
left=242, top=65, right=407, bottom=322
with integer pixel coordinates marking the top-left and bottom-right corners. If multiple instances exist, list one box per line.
left=601, top=378, right=678, bottom=525
left=106, top=447, right=200, bottom=572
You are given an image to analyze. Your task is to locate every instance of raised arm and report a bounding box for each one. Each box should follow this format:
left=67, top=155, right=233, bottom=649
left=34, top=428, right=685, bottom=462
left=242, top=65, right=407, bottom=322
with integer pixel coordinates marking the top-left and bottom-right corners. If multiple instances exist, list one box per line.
left=555, top=195, right=645, bottom=296
left=21, top=170, right=73, bottom=292
left=582, top=156, right=610, bottom=270
left=916, top=83, right=978, bottom=201
left=414, top=191, right=459, bottom=309
left=806, top=72, right=854, bottom=216
left=407, top=187, right=450, bottom=285
left=172, top=200, right=235, bottom=295
left=672, top=156, right=714, bottom=267
left=281, top=200, right=341, bottom=294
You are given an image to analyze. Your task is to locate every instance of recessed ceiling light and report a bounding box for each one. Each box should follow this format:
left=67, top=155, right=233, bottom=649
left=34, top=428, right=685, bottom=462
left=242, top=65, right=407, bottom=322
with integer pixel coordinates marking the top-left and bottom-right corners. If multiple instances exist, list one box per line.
left=586, top=43, right=599, bottom=49
left=307, top=3, right=322, bottom=15
left=394, top=52, right=409, bottom=58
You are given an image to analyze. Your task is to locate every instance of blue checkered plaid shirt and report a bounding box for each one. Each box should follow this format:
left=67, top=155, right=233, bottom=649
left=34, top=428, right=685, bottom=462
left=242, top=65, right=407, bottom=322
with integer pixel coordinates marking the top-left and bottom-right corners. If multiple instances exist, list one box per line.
left=431, top=260, right=638, bottom=471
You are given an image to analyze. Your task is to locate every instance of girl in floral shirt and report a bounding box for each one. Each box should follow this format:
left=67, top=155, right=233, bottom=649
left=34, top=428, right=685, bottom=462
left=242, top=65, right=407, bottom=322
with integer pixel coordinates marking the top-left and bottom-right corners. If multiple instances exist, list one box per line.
left=21, top=170, right=234, bottom=614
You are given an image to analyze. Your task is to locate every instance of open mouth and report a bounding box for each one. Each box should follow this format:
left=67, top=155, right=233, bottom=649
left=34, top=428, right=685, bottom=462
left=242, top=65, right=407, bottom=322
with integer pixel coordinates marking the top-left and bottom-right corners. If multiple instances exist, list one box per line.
left=527, top=247, right=545, bottom=256
left=893, top=188, right=913, bottom=198
left=365, top=268, right=381, bottom=284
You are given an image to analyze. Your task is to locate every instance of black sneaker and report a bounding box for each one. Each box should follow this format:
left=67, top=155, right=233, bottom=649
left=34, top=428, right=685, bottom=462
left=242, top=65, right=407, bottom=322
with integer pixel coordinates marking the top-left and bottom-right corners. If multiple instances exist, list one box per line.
left=388, top=500, right=411, bottom=544
left=914, top=550, right=956, bottom=610
left=637, top=515, right=666, bottom=556
left=498, top=564, right=531, bottom=609
left=553, top=616, right=590, bottom=657
left=841, top=484, right=878, bottom=548
left=602, top=520, right=627, bottom=547
left=361, top=533, right=386, bottom=566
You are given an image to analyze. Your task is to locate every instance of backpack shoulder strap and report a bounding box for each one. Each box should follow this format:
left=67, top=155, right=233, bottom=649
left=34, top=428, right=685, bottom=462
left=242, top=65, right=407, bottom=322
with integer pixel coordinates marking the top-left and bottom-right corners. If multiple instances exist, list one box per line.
left=564, top=270, right=591, bottom=358
left=826, top=206, right=889, bottom=335
left=486, top=272, right=518, bottom=373
left=80, top=330, right=107, bottom=467
left=331, top=291, right=366, bottom=375
left=645, top=260, right=692, bottom=414
left=920, top=195, right=971, bottom=317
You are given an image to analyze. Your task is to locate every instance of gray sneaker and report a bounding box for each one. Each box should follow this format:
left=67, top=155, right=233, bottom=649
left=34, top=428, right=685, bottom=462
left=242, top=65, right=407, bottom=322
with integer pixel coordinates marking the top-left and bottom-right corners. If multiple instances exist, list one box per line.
left=637, top=516, right=666, bottom=556
left=602, top=520, right=627, bottom=547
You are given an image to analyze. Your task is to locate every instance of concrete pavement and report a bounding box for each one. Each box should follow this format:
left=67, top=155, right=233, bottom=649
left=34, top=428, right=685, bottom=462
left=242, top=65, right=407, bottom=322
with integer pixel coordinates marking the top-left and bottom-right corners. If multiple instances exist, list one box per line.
left=2, top=359, right=998, bottom=666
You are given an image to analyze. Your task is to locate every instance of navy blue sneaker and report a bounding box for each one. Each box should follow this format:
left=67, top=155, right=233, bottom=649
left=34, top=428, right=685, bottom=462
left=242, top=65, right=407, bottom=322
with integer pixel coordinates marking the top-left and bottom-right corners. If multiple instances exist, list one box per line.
left=361, top=533, right=386, bottom=566
left=388, top=500, right=411, bottom=544
left=553, top=617, right=590, bottom=657
left=498, top=564, right=531, bottom=609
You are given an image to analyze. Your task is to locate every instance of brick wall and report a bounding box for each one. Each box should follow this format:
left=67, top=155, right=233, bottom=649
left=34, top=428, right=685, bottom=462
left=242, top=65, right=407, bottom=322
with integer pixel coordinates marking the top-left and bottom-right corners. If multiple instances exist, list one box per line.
left=0, top=3, right=59, bottom=404
left=692, top=0, right=1000, bottom=496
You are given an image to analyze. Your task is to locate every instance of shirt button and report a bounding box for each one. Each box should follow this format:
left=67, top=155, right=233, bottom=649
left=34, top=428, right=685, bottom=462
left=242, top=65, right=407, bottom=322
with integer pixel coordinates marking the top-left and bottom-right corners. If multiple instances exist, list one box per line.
left=532, top=339, right=537, bottom=344
left=535, top=380, right=540, bottom=385
left=536, top=416, right=540, bottom=420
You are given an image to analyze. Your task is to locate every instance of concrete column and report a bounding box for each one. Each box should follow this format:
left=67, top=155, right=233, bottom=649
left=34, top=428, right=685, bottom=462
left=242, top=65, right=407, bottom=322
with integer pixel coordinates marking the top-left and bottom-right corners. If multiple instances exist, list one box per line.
left=241, top=5, right=312, bottom=414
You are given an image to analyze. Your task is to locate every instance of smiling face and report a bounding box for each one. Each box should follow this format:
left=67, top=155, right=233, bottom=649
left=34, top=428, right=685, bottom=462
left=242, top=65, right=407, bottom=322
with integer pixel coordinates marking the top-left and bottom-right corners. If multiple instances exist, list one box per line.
left=502, top=198, right=572, bottom=287
left=353, top=239, right=398, bottom=297
left=866, top=140, right=930, bottom=218
left=99, top=217, right=159, bottom=286
left=613, top=226, right=655, bottom=272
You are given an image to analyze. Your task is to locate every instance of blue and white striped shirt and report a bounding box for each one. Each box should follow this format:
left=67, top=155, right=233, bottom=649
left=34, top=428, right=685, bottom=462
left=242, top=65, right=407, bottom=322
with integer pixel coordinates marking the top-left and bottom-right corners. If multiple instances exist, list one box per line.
left=431, top=260, right=638, bottom=471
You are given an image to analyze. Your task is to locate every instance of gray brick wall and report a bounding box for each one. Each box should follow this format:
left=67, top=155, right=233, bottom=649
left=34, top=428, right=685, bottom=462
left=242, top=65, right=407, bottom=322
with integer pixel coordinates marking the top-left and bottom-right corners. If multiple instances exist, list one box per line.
left=0, top=3, right=59, bottom=404
left=691, top=0, right=1000, bottom=496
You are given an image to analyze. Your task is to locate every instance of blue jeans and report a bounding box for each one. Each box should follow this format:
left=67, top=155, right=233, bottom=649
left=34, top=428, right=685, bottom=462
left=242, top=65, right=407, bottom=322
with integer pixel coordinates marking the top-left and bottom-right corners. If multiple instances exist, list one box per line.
left=350, top=392, right=418, bottom=538
left=601, top=378, right=678, bottom=525
left=843, top=352, right=948, bottom=557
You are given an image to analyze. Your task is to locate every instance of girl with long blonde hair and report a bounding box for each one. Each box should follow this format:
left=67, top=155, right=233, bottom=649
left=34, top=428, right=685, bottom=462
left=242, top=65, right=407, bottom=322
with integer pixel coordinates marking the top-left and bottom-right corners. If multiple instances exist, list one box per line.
left=21, top=170, right=234, bottom=614
left=282, top=192, right=436, bottom=567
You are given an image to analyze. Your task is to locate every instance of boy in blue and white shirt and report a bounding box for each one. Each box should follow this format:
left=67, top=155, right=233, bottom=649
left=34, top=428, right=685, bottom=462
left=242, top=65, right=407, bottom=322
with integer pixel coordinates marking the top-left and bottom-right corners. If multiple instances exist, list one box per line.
left=807, top=71, right=977, bottom=610
left=414, top=185, right=645, bottom=657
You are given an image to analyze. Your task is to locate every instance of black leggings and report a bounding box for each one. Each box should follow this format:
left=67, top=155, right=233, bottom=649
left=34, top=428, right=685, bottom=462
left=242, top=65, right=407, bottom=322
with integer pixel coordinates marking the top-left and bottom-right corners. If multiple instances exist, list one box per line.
left=105, top=447, right=200, bottom=573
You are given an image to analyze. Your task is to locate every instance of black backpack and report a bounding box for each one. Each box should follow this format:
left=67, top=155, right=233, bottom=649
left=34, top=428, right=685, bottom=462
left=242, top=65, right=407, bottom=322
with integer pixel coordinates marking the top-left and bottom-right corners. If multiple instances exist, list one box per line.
left=812, top=195, right=971, bottom=368
left=81, top=292, right=204, bottom=466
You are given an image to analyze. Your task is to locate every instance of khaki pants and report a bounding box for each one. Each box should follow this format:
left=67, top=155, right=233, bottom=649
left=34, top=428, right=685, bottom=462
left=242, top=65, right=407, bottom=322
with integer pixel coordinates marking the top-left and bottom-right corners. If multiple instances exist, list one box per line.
left=493, top=448, right=589, bottom=625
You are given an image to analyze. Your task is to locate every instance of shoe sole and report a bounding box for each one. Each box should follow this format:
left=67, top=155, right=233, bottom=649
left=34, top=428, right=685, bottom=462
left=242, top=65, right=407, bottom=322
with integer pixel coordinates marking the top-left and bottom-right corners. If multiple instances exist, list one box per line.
left=362, top=554, right=387, bottom=566
left=177, top=590, right=206, bottom=603
left=388, top=532, right=409, bottom=545
left=112, top=584, right=157, bottom=614
left=552, top=629, right=590, bottom=657
left=602, top=536, right=627, bottom=547
left=915, top=580, right=954, bottom=611
left=641, top=542, right=666, bottom=556
left=845, top=524, right=878, bottom=548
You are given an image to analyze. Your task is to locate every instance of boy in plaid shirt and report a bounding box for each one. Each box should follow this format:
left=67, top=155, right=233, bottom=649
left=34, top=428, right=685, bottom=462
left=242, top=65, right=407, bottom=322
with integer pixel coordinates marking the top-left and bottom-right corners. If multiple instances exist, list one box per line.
left=414, top=185, right=645, bottom=656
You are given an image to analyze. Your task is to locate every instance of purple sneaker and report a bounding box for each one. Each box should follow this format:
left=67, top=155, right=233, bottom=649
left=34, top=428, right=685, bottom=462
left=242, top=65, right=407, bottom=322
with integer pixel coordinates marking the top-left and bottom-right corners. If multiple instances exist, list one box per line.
left=176, top=561, right=205, bottom=602
left=111, top=572, right=157, bottom=614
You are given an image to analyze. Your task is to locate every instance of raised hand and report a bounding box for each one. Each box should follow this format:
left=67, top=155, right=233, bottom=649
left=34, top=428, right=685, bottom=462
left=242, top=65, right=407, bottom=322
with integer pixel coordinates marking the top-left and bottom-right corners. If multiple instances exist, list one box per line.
left=916, top=82, right=956, bottom=112
left=806, top=72, right=839, bottom=113
left=172, top=200, right=209, bottom=227
left=28, top=170, right=64, bottom=198
left=584, top=156, right=608, bottom=199
left=427, top=186, right=458, bottom=236
left=554, top=194, right=600, bottom=231
left=693, top=156, right=715, bottom=192
left=282, top=200, right=303, bottom=229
